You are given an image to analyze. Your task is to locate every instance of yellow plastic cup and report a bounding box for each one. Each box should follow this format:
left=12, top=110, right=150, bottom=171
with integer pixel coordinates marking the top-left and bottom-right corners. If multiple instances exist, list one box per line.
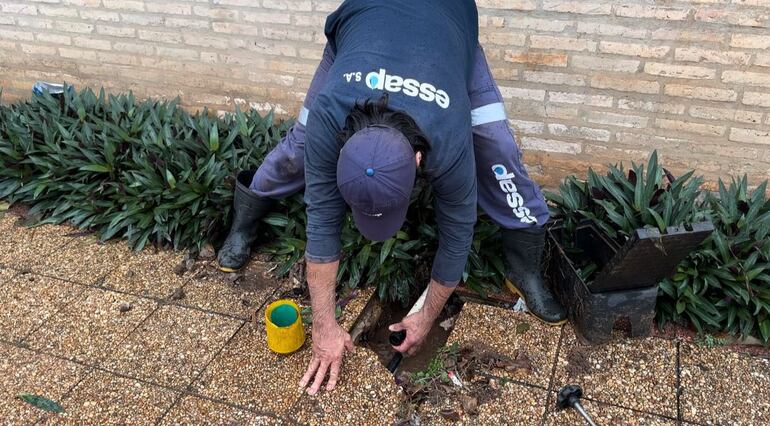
left=265, top=299, right=305, bottom=354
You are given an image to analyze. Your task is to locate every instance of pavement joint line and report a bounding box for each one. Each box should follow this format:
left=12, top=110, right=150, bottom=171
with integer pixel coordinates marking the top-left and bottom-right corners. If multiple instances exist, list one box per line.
left=16, top=277, right=89, bottom=345
left=1, top=331, right=292, bottom=422
left=540, top=323, right=566, bottom=426
left=676, top=339, right=683, bottom=424
left=157, top=286, right=293, bottom=424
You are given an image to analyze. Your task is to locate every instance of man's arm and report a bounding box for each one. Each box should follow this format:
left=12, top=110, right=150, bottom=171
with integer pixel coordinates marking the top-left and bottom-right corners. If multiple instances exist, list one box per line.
left=299, top=103, right=352, bottom=395
left=391, top=143, right=478, bottom=354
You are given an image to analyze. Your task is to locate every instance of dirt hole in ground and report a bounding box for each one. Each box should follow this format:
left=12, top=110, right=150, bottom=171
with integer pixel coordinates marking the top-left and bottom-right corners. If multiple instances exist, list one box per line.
left=362, top=294, right=464, bottom=375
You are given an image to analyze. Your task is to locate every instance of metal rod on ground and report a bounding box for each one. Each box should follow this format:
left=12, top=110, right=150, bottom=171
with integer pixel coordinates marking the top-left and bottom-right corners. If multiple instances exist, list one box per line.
left=556, top=385, right=598, bottom=426
left=386, top=287, right=429, bottom=373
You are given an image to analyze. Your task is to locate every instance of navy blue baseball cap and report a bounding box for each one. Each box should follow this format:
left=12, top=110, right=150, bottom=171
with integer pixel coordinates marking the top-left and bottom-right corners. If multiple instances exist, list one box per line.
left=337, top=125, right=416, bottom=242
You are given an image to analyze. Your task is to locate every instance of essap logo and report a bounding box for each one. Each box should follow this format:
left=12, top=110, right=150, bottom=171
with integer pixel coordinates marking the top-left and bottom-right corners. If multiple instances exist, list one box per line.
left=492, top=164, right=537, bottom=225
left=364, top=68, right=450, bottom=109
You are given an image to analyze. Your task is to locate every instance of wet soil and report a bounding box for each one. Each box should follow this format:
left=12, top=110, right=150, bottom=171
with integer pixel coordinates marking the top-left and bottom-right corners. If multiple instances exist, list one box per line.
left=363, top=295, right=464, bottom=375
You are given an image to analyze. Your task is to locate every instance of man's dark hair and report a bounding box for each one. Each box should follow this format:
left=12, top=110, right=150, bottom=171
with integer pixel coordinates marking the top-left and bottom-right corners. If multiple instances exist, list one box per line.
left=338, top=94, right=431, bottom=155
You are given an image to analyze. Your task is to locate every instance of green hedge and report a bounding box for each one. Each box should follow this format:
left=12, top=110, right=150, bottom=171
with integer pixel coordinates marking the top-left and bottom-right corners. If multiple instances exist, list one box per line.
left=0, top=86, right=504, bottom=304
left=546, top=154, right=770, bottom=344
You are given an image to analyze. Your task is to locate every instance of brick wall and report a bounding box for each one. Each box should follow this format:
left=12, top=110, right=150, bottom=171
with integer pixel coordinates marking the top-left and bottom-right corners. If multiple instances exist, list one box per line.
left=1, top=0, right=769, bottom=188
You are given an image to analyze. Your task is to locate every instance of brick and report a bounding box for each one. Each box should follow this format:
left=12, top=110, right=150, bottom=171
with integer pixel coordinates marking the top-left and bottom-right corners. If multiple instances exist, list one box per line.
left=98, top=51, right=138, bottom=66
left=146, top=2, right=192, bottom=15
left=694, top=8, right=769, bottom=27
left=156, top=46, right=200, bottom=61
left=183, top=34, right=229, bottom=49
left=73, top=36, right=111, bottom=51
left=614, top=5, right=691, bottom=20
left=478, top=16, right=506, bottom=28
left=729, top=128, right=770, bottom=145
left=664, top=84, right=737, bottom=101
left=0, top=29, right=34, bottom=41
left=503, top=50, right=568, bottom=67
left=571, top=55, right=640, bottom=73
left=37, top=5, right=78, bottom=17
left=530, top=35, right=596, bottom=52
left=545, top=104, right=579, bottom=119
left=542, top=1, right=611, bottom=15
left=586, top=111, right=649, bottom=128
left=242, top=11, right=291, bottom=25
left=0, top=15, right=13, bottom=24
left=656, top=118, right=725, bottom=136
left=96, top=25, right=136, bottom=38
left=20, top=43, right=57, bottom=55
left=53, top=21, right=94, bottom=34
left=674, top=47, right=751, bottom=65
left=548, top=91, right=613, bottom=107
left=212, top=22, right=260, bottom=36
left=120, top=13, right=165, bottom=26
left=293, top=14, right=327, bottom=27
left=139, top=30, right=183, bottom=44
left=499, top=86, right=546, bottom=101
left=477, top=0, right=537, bottom=11
left=521, top=137, right=582, bottom=154
left=262, top=0, right=312, bottom=11
left=0, top=2, right=38, bottom=15
left=599, top=41, right=670, bottom=58
left=730, top=34, right=770, bottom=49
left=505, top=16, right=572, bottom=32
left=644, top=63, right=715, bottom=79
left=36, top=33, right=71, bottom=45
left=193, top=6, right=238, bottom=20
left=618, top=99, right=685, bottom=115
left=576, top=22, right=646, bottom=39
left=113, top=41, right=155, bottom=56
left=212, top=0, right=257, bottom=7
left=59, top=47, right=98, bottom=61
left=722, top=70, right=770, bottom=87
left=743, top=91, right=770, bottom=107
left=652, top=29, right=724, bottom=44
left=80, top=9, right=120, bottom=22
left=480, top=32, right=526, bottom=46
left=510, top=119, right=545, bottom=134
left=756, top=53, right=770, bottom=67
left=689, top=106, right=763, bottom=124
left=165, top=18, right=210, bottom=30
left=591, top=75, right=660, bottom=94
left=102, top=0, right=144, bottom=12
left=548, top=123, right=611, bottom=142
left=15, top=17, right=53, bottom=29
left=262, top=27, right=315, bottom=42
left=522, top=71, right=585, bottom=86
left=63, top=0, right=102, bottom=6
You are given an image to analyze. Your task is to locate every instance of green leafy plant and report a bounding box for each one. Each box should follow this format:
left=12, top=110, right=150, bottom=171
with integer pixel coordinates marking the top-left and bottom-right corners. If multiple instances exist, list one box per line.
left=658, top=177, right=770, bottom=343
left=0, top=85, right=504, bottom=304
left=410, top=342, right=460, bottom=385
left=546, top=151, right=706, bottom=242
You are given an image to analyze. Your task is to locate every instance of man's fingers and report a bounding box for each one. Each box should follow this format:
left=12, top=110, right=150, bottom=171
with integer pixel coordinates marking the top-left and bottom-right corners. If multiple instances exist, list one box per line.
left=326, top=360, right=341, bottom=391
left=299, top=357, right=320, bottom=389
left=307, top=361, right=330, bottom=395
left=345, top=336, right=355, bottom=353
left=388, top=322, right=405, bottom=332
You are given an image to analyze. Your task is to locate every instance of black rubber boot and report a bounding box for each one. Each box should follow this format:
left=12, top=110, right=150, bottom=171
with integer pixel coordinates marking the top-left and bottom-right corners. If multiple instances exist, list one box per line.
left=217, top=170, right=275, bottom=272
left=503, top=227, right=567, bottom=326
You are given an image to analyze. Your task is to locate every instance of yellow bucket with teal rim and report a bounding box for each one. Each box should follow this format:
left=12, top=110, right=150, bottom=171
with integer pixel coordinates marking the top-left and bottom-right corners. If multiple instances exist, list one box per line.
left=265, top=299, right=305, bottom=354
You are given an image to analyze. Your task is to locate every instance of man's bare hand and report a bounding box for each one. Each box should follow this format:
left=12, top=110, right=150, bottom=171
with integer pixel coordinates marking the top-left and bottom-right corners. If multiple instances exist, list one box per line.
left=389, top=310, right=433, bottom=356
left=299, top=321, right=354, bottom=395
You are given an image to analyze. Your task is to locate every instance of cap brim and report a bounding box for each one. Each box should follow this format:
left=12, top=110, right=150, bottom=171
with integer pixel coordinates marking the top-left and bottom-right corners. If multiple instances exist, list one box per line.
left=351, top=203, right=409, bottom=242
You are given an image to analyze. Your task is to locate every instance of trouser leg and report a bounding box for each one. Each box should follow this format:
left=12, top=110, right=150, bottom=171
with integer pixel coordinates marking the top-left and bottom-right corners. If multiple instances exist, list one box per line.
left=468, top=45, right=565, bottom=325
left=468, top=46, right=549, bottom=229
left=249, top=44, right=336, bottom=198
